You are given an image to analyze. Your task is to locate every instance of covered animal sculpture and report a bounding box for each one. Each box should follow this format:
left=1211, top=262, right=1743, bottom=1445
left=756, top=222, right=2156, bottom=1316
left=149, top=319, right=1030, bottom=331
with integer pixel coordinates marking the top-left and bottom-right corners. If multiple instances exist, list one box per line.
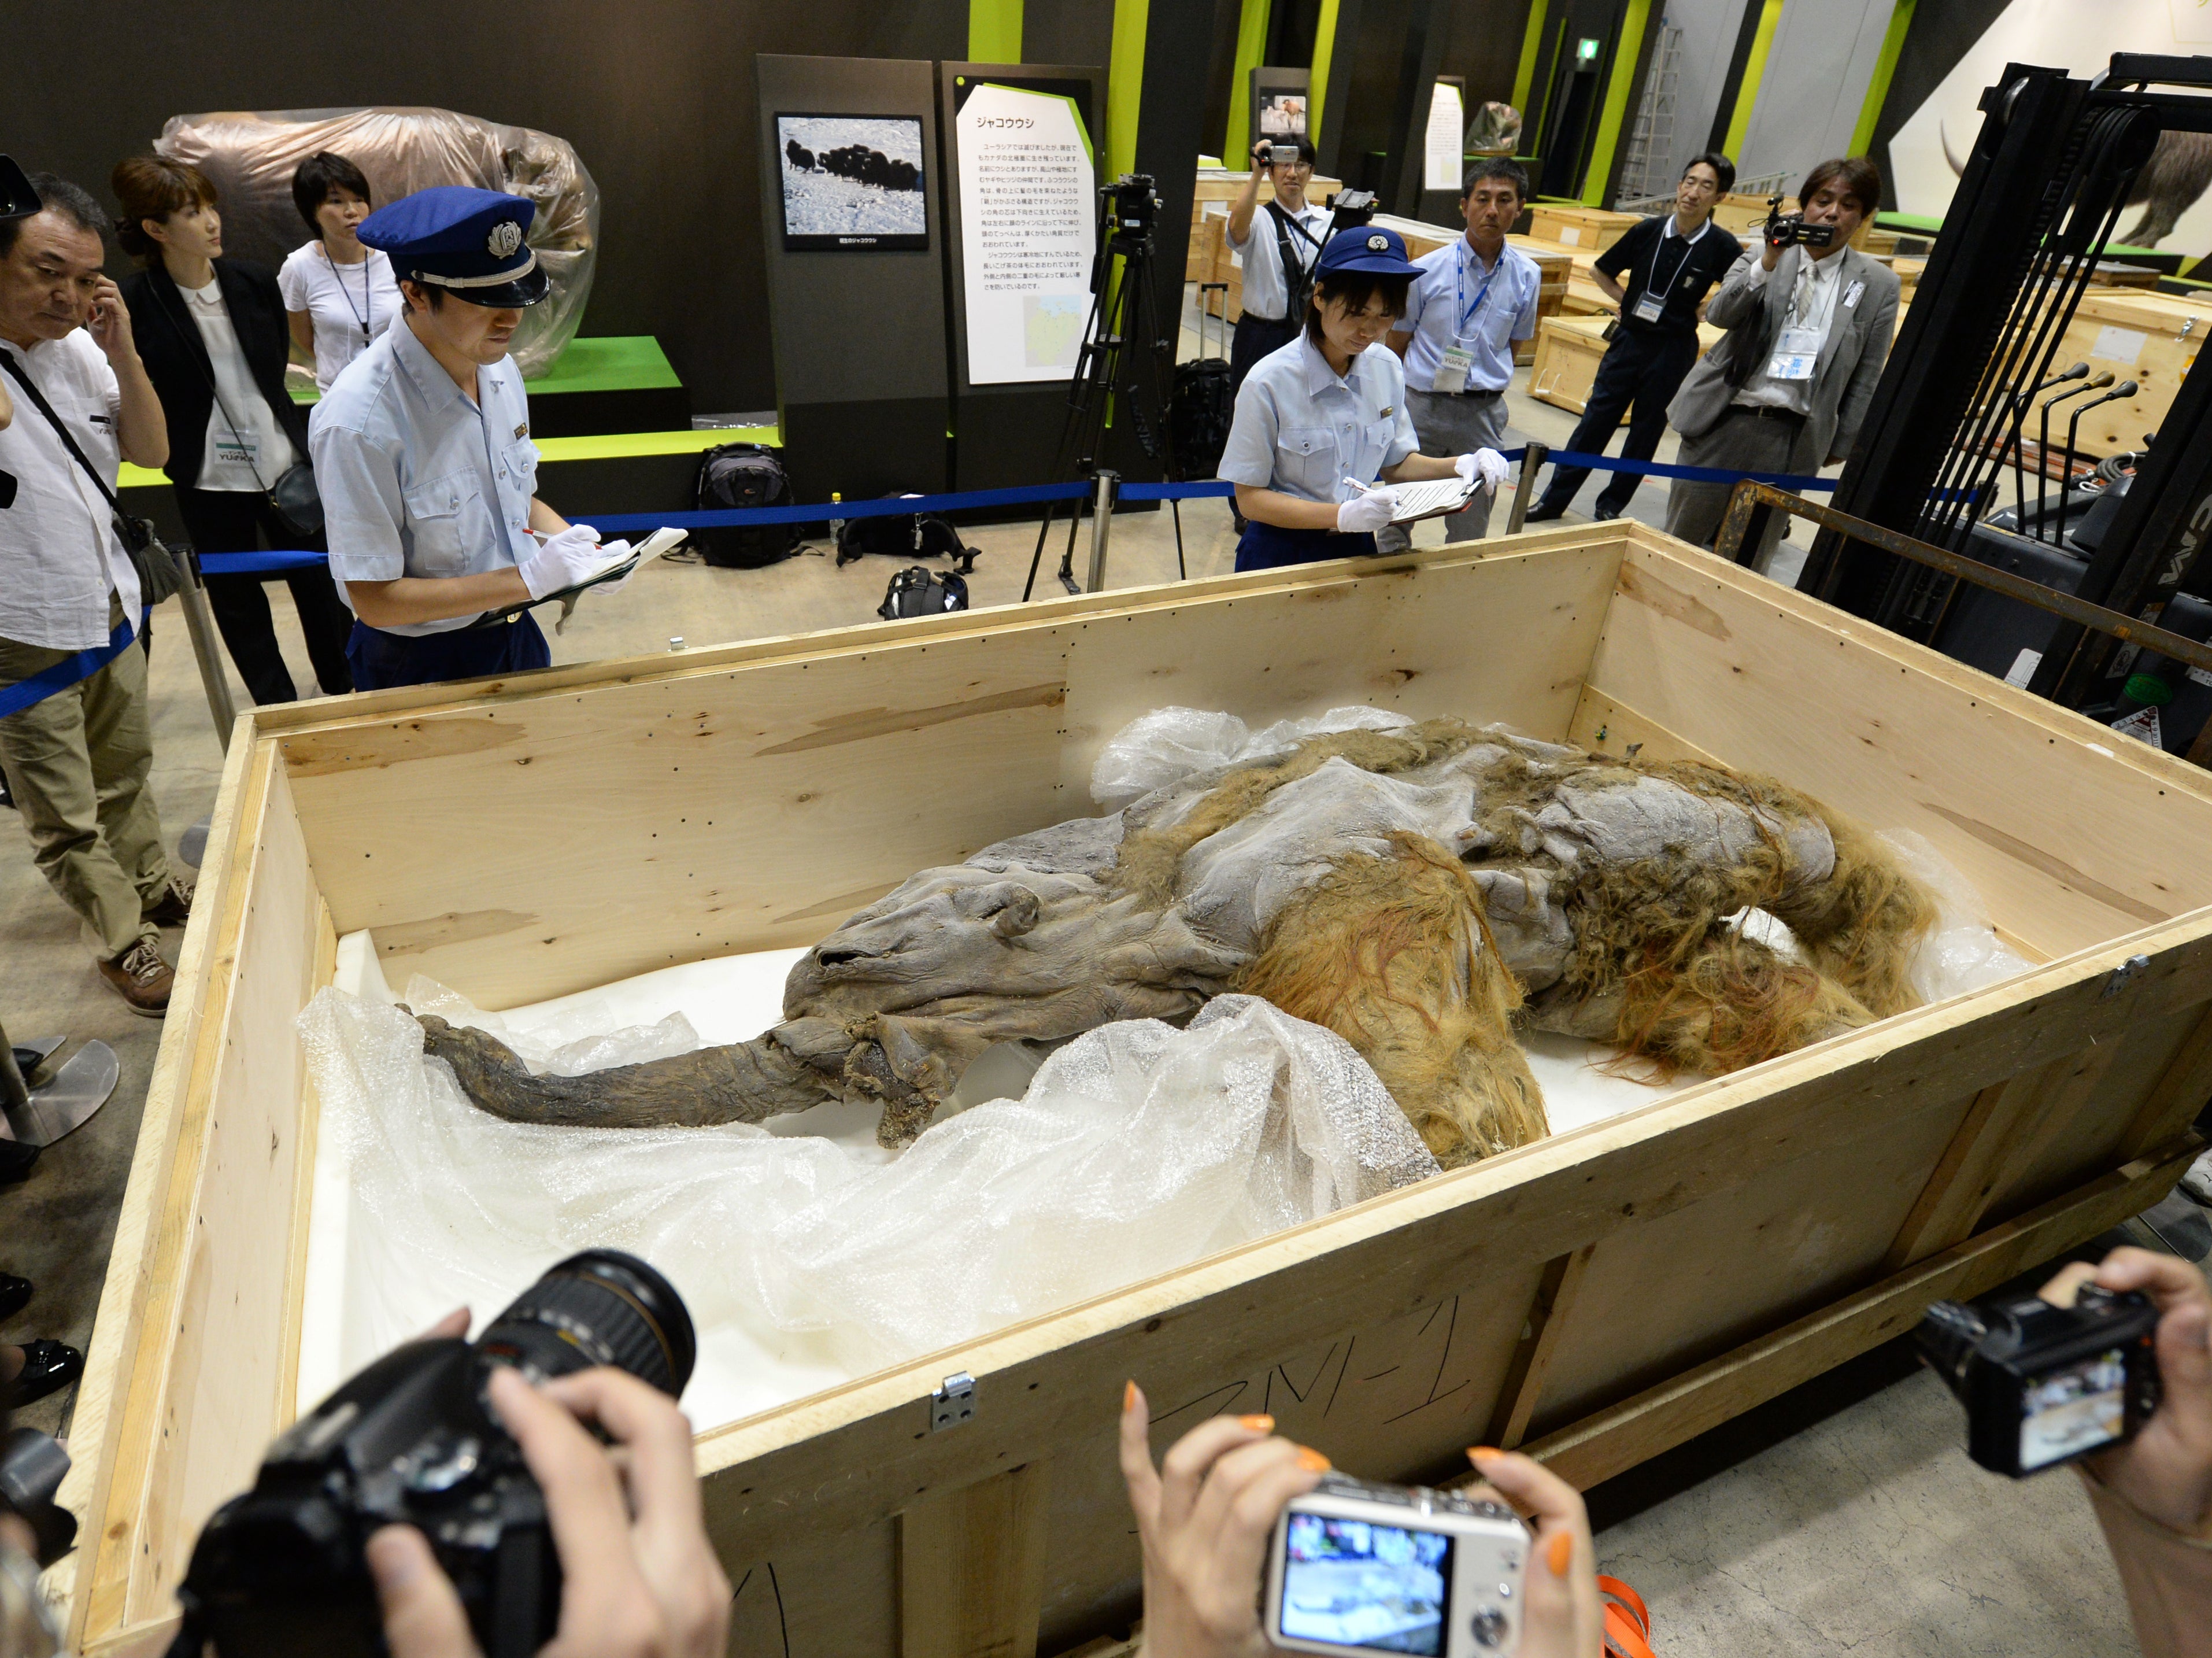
left=418, top=718, right=1935, bottom=1169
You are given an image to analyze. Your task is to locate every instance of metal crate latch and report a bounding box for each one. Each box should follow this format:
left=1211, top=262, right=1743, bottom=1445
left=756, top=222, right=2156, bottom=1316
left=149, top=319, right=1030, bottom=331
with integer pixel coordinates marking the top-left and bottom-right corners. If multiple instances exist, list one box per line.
left=2103, top=954, right=2152, bottom=999
left=931, top=1371, right=977, bottom=1432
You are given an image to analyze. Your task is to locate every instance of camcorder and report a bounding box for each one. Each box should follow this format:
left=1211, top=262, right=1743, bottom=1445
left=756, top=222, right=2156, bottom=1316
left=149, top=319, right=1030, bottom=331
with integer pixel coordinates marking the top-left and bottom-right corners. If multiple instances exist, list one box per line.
left=0, top=152, right=41, bottom=514
left=1762, top=191, right=1835, bottom=250
left=1264, top=1472, right=1530, bottom=1655
left=1100, top=173, right=1159, bottom=251
left=1326, top=188, right=1379, bottom=239
left=171, top=1250, right=696, bottom=1658
left=1915, top=1281, right=2162, bottom=1478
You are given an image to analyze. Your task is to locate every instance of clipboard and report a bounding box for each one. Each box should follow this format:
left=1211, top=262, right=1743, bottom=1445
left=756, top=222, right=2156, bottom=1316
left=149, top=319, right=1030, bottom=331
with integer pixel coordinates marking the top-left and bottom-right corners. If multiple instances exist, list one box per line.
left=1382, top=477, right=1484, bottom=525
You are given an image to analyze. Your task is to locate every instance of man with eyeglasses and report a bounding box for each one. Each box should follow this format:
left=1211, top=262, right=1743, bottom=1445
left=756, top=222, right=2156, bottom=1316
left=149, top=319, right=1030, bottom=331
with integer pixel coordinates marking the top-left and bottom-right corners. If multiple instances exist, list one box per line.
left=1526, top=152, right=1741, bottom=522
left=1224, top=137, right=1331, bottom=393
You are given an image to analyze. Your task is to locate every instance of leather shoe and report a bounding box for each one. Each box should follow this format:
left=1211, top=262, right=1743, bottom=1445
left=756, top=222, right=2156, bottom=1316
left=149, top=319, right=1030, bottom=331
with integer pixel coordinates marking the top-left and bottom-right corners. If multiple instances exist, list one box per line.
left=1592, top=507, right=1622, bottom=522
left=0, top=1275, right=28, bottom=1323
left=99, top=939, right=174, bottom=1017
left=5, top=1338, right=83, bottom=1405
left=1523, top=502, right=1566, bottom=522
left=145, top=874, right=196, bottom=928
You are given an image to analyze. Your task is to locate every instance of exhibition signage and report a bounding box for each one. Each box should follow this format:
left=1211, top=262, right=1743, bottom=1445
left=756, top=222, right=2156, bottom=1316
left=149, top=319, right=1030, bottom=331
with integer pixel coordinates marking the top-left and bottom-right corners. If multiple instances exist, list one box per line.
left=954, top=81, right=1097, bottom=385
left=1425, top=81, right=1465, bottom=193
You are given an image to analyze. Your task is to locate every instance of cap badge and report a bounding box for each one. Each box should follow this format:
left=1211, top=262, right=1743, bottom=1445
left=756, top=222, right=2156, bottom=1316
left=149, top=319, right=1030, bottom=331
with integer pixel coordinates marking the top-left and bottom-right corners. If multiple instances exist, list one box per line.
left=487, top=220, right=524, bottom=258
left=1366, top=233, right=1388, bottom=252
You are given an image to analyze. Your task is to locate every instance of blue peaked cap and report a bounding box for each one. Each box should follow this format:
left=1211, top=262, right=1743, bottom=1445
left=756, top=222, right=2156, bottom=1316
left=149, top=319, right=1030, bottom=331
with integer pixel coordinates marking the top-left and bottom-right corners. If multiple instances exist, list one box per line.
left=1315, top=225, right=1422, bottom=276
left=358, top=186, right=549, bottom=308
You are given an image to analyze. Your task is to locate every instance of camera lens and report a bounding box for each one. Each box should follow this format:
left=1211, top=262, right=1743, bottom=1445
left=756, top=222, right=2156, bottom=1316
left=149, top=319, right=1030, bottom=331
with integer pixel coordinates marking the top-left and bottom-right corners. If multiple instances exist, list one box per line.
left=1913, top=1298, right=1989, bottom=1398
left=475, top=1250, right=697, bottom=1398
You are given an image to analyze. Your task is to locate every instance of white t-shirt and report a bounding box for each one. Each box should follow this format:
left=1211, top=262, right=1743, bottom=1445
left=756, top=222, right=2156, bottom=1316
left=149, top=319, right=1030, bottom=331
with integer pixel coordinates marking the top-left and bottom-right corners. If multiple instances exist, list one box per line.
left=278, top=242, right=400, bottom=390
left=177, top=278, right=298, bottom=491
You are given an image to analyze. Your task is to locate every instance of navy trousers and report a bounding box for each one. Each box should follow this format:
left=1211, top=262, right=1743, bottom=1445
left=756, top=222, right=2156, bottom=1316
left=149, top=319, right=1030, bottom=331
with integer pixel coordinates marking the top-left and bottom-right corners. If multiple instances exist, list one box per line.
left=1233, top=520, right=1377, bottom=571
left=345, top=612, right=552, bottom=690
left=1536, top=326, right=1700, bottom=518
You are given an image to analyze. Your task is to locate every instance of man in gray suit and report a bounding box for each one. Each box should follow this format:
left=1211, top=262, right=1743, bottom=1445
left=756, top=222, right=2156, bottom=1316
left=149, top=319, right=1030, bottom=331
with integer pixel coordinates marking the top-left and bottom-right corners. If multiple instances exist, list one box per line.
left=1664, top=157, right=1898, bottom=566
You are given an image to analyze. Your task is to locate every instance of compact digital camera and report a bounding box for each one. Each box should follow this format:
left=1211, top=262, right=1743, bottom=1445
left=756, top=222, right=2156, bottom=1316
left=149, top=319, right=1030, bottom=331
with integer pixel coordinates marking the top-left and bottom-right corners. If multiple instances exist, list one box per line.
left=1762, top=192, right=1836, bottom=249
left=172, top=1251, right=695, bottom=1658
left=1264, top=1472, right=1530, bottom=1656
left=1916, top=1281, right=2162, bottom=1478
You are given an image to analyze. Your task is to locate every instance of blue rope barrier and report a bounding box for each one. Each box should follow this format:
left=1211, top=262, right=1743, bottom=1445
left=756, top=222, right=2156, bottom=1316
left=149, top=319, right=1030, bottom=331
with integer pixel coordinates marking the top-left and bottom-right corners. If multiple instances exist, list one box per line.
left=1531, top=447, right=1838, bottom=493
left=198, top=549, right=334, bottom=575
left=0, top=613, right=143, bottom=720
left=585, top=480, right=1094, bottom=536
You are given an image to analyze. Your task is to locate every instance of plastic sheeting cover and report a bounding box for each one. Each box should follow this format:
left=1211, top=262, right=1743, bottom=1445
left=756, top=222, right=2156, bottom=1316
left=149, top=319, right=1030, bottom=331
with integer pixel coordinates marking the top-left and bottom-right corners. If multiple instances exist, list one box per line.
left=158, top=107, right=598, bottom=378
left=300, top=987, right=1436, bottom=1419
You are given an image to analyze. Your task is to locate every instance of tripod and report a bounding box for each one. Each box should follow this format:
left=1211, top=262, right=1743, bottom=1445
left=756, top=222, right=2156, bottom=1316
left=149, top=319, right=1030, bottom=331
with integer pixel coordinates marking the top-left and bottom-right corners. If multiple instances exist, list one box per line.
left=1023, top=177, right=1183, bottom=600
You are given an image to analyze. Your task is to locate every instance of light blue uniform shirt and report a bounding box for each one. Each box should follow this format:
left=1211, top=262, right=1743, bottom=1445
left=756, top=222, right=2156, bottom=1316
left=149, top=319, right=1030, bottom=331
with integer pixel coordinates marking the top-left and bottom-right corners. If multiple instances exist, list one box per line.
left=309, top=317, right=538, bottom=636
left=1393, top=238, right=1541, bottom=393
left=1217, top=335, right=1418, bottom=504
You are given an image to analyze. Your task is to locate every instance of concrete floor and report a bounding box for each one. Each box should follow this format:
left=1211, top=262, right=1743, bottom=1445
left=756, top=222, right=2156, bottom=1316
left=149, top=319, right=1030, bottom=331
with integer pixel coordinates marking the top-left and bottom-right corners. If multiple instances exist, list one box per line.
left=0, top=355, right=2136, bottom=1652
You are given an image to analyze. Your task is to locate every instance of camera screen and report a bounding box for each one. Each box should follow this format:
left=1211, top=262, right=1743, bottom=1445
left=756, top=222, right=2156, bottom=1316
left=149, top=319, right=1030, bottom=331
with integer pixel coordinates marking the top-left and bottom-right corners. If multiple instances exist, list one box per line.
left=1279, top=1512, right=1454, bottom=1653
left=2019, top=1346, right=2129, bottom=1472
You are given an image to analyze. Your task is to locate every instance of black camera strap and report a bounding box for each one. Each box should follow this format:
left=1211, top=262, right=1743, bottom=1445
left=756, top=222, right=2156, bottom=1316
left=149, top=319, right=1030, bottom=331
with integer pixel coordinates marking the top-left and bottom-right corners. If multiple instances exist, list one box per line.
left=1266, top=200, right=1323, bottom=323
left=0, top=350, right=148, bottom=551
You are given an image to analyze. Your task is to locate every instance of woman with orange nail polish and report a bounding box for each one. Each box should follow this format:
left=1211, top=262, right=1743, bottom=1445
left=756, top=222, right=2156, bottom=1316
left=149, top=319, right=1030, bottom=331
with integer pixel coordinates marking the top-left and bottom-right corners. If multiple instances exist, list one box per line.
left=1114, top=1383, right=1605, bottom=1656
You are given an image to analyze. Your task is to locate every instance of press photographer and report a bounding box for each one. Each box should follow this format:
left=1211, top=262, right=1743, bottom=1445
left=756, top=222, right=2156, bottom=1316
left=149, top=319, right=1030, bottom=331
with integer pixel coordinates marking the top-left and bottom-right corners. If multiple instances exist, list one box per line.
left=165, top=1251, right=729, bottom=1658
left=1660, top=156, right=1898, bottom=565
left=1225, top=138, right=1330, bottom=394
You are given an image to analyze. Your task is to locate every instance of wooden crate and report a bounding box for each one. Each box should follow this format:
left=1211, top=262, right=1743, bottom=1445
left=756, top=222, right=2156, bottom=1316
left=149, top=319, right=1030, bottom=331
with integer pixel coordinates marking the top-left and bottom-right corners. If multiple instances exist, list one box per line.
left=1526, top=204, right=1641, bottom=253
left=1526, top=313, right=1726, bottom=419
left=2047, top=287, right=2210, bottom=457
left=55, top=532, right=2212, bottom=1658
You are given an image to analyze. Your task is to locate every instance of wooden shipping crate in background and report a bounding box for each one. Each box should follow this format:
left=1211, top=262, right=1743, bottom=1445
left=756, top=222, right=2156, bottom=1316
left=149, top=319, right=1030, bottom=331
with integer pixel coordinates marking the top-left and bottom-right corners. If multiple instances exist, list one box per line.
left=2043, top=287, right=2209, bottom=457
left=53, top=530, right=2212, bottom=1658
left=1526, top=204, right=1641, bottom=252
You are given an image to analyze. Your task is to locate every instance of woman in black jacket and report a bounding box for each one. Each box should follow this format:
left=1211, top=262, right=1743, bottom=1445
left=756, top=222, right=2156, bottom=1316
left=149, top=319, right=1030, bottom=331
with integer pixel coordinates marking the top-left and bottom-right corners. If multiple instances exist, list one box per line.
left=113, top=155, right=352, bottom=703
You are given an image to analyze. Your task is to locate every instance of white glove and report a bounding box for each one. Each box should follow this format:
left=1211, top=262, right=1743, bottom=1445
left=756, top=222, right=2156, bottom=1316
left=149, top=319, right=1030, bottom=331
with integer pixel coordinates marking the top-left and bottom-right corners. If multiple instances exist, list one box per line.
left=1456, top=448, right=1511, bottom=492
left=518, top=523, right=605, bottom=600
left=1336, top=485, right=1400, bottom=534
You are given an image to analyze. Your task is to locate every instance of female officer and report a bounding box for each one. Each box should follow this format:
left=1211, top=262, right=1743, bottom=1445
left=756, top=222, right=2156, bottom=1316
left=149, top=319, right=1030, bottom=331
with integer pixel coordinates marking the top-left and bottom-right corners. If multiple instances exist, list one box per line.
left=309, top=187, right=621, bottom=690
left=1218, top=227, right=1509, bottom=571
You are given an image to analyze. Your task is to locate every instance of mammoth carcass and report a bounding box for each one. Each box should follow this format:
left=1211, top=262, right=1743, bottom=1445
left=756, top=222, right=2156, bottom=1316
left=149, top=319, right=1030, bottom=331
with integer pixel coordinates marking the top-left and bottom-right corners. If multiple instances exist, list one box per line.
left=419, top=719, right=1934, bottom=1168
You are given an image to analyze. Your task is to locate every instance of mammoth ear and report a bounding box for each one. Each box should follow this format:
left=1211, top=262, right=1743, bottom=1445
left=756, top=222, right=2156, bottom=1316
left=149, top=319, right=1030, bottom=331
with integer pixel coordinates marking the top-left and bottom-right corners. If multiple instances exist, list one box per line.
left=977, top=883, right=1042, bottom=939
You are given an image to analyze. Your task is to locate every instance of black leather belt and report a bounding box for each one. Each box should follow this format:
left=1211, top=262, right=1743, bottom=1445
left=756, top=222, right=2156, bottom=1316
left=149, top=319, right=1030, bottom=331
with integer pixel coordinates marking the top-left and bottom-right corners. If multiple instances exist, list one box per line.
left=1428, top=386, right=1504, bottom=400
left=1732, top=404, right=1807, bottom=424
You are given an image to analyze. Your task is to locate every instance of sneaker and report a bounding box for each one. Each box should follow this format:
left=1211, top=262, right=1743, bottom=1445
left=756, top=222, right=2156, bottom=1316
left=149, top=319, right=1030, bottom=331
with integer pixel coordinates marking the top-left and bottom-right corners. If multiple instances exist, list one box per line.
left=98, top=939, right=173, bottom=1017
left=144, top=874, right=196, bottom=928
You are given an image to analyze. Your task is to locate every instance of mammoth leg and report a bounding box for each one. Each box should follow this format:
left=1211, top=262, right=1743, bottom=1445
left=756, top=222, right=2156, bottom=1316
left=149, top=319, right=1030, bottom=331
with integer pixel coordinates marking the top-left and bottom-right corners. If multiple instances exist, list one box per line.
left=1765, top=811, right=1937, bottom=1018
left=1238, top=837, right=1548, bottom=1169
left=1608, top=929, right=1874, bottom=1078
left=415, top=1013, right=834, bottom=1129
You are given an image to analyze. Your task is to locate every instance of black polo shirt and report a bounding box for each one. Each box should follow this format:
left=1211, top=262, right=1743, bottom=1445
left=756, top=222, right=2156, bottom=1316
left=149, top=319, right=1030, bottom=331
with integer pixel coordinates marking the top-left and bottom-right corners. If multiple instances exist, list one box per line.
left=1594, top=213, right=1745, bottom=337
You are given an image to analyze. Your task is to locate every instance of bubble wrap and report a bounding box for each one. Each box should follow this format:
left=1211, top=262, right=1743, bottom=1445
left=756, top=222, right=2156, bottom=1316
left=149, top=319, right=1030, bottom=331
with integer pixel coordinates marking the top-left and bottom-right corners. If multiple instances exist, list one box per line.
left=300, top=984, right=1436, bottom=1416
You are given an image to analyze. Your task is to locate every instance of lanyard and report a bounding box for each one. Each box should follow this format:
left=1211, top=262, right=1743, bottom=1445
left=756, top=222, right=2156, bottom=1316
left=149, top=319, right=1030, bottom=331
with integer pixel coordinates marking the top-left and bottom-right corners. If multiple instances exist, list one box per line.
left=1640, top=224, right=1700, bottom=313
left=1454, top=243, right=1506, bottom=337
left=330, top=246, right=375, bottom=343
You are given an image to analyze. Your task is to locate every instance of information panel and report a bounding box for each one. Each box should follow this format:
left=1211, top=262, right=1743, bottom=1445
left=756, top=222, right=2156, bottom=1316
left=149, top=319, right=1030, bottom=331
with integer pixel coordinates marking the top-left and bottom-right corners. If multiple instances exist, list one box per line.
left=1425, top=81, right=1466, bottom=193
left=953, top=81, right=1097, bottom=386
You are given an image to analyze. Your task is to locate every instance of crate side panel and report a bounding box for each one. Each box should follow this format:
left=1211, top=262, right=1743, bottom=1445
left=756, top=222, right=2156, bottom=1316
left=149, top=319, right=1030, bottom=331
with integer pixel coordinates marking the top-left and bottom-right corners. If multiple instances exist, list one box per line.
left=284, top=632, right=1076, bottom=1008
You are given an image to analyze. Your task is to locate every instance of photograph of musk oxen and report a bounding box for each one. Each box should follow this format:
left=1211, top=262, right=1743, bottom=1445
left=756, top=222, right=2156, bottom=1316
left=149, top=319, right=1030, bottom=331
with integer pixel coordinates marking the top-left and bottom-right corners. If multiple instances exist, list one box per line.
left=775, top=115, right=929, bottom=250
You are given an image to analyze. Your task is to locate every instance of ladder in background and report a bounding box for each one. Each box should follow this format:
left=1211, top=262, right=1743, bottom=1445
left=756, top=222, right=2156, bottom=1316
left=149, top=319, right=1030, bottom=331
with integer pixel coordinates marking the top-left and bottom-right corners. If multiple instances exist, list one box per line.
left=1613, top=20, right=1682, bottom=206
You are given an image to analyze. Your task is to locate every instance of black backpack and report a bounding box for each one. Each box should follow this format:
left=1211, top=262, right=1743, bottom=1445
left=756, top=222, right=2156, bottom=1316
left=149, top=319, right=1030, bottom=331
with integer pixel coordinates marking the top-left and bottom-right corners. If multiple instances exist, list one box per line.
left=1170, top=282, right=1235, bottom=482
left=835, top=495, right=979, bottom=573
left=877, top=564, right=970, bottom=621
left=691, top=443, right=801, bottom=569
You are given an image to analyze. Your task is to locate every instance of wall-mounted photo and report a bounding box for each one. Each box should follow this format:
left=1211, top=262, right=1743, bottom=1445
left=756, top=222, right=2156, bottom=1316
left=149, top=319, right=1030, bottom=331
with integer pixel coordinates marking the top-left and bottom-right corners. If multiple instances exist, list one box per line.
left=775, top=113, right=929, bottom=250
left=1256, top=91, right=1308, bottom=139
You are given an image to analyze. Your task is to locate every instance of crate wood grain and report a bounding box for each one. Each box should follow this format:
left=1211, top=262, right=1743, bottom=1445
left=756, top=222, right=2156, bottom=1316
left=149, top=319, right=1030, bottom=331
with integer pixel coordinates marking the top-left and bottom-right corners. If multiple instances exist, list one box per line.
left=54, top=525, right=2212, bottom=1658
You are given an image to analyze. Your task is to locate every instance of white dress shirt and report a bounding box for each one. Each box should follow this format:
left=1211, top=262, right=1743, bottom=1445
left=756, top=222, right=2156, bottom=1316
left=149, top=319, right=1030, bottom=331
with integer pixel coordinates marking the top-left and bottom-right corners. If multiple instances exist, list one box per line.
left=1732, top=250, right=1845, bottom=414
left=1218, top=335, right=1418, bottom=504
left=279, top=243, right=401, bottom=391
left=1227, top=199, right=1334, bottom=323
left=310, top=316, right=538, bottom=637
left=1393, top=238, right=1541, bottom=393
left=0, top=331, right=142, bottom=652
left=176, top=278, right=297, bottom=491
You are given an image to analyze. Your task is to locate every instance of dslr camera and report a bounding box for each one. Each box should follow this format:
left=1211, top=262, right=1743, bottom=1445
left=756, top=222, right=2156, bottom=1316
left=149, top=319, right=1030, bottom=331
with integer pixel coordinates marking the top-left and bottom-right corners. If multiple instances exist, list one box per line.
left=1762, top=191, right=1835, bottom=250
left=173, top=1250, right=695, bottom=1658
left=1265, top=1472, right=1529, bottom=1655
left=1916, top=1280, right=2161, bottom=1478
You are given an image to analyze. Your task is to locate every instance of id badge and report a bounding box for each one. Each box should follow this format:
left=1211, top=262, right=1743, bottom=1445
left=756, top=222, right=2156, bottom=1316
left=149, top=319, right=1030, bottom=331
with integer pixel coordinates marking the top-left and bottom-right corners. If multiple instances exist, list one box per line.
left=1431, top=344, right=1474, bottom=394
left=213, top=429, right=262, bottom=469
left=1765, top=326, right=1821, bottom=382
left=1631, top=290, right=1664, bottom=324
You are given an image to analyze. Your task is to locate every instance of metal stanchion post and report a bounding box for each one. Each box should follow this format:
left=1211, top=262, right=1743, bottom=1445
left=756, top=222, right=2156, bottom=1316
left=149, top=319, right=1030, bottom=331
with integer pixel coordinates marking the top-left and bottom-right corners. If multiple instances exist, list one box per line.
left=1085, top=471, right=1120, bottom=594
left=1506, top=442, right=1546, bottom=536
left=175, top=549, right=238, bottom=754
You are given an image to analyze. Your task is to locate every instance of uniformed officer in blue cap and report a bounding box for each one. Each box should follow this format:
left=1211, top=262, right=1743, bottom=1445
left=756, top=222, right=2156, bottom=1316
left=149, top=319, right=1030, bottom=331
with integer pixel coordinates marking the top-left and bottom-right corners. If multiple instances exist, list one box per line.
left=309, top=186, right=630, bottom=689
left=1217, top=226, right=1509, bottom=571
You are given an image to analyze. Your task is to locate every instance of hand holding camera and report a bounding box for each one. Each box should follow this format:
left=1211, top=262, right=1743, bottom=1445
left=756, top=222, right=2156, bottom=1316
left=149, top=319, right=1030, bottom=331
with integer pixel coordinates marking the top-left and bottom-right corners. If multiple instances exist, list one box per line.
left=1759, top=192, right=1835, bottom=269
